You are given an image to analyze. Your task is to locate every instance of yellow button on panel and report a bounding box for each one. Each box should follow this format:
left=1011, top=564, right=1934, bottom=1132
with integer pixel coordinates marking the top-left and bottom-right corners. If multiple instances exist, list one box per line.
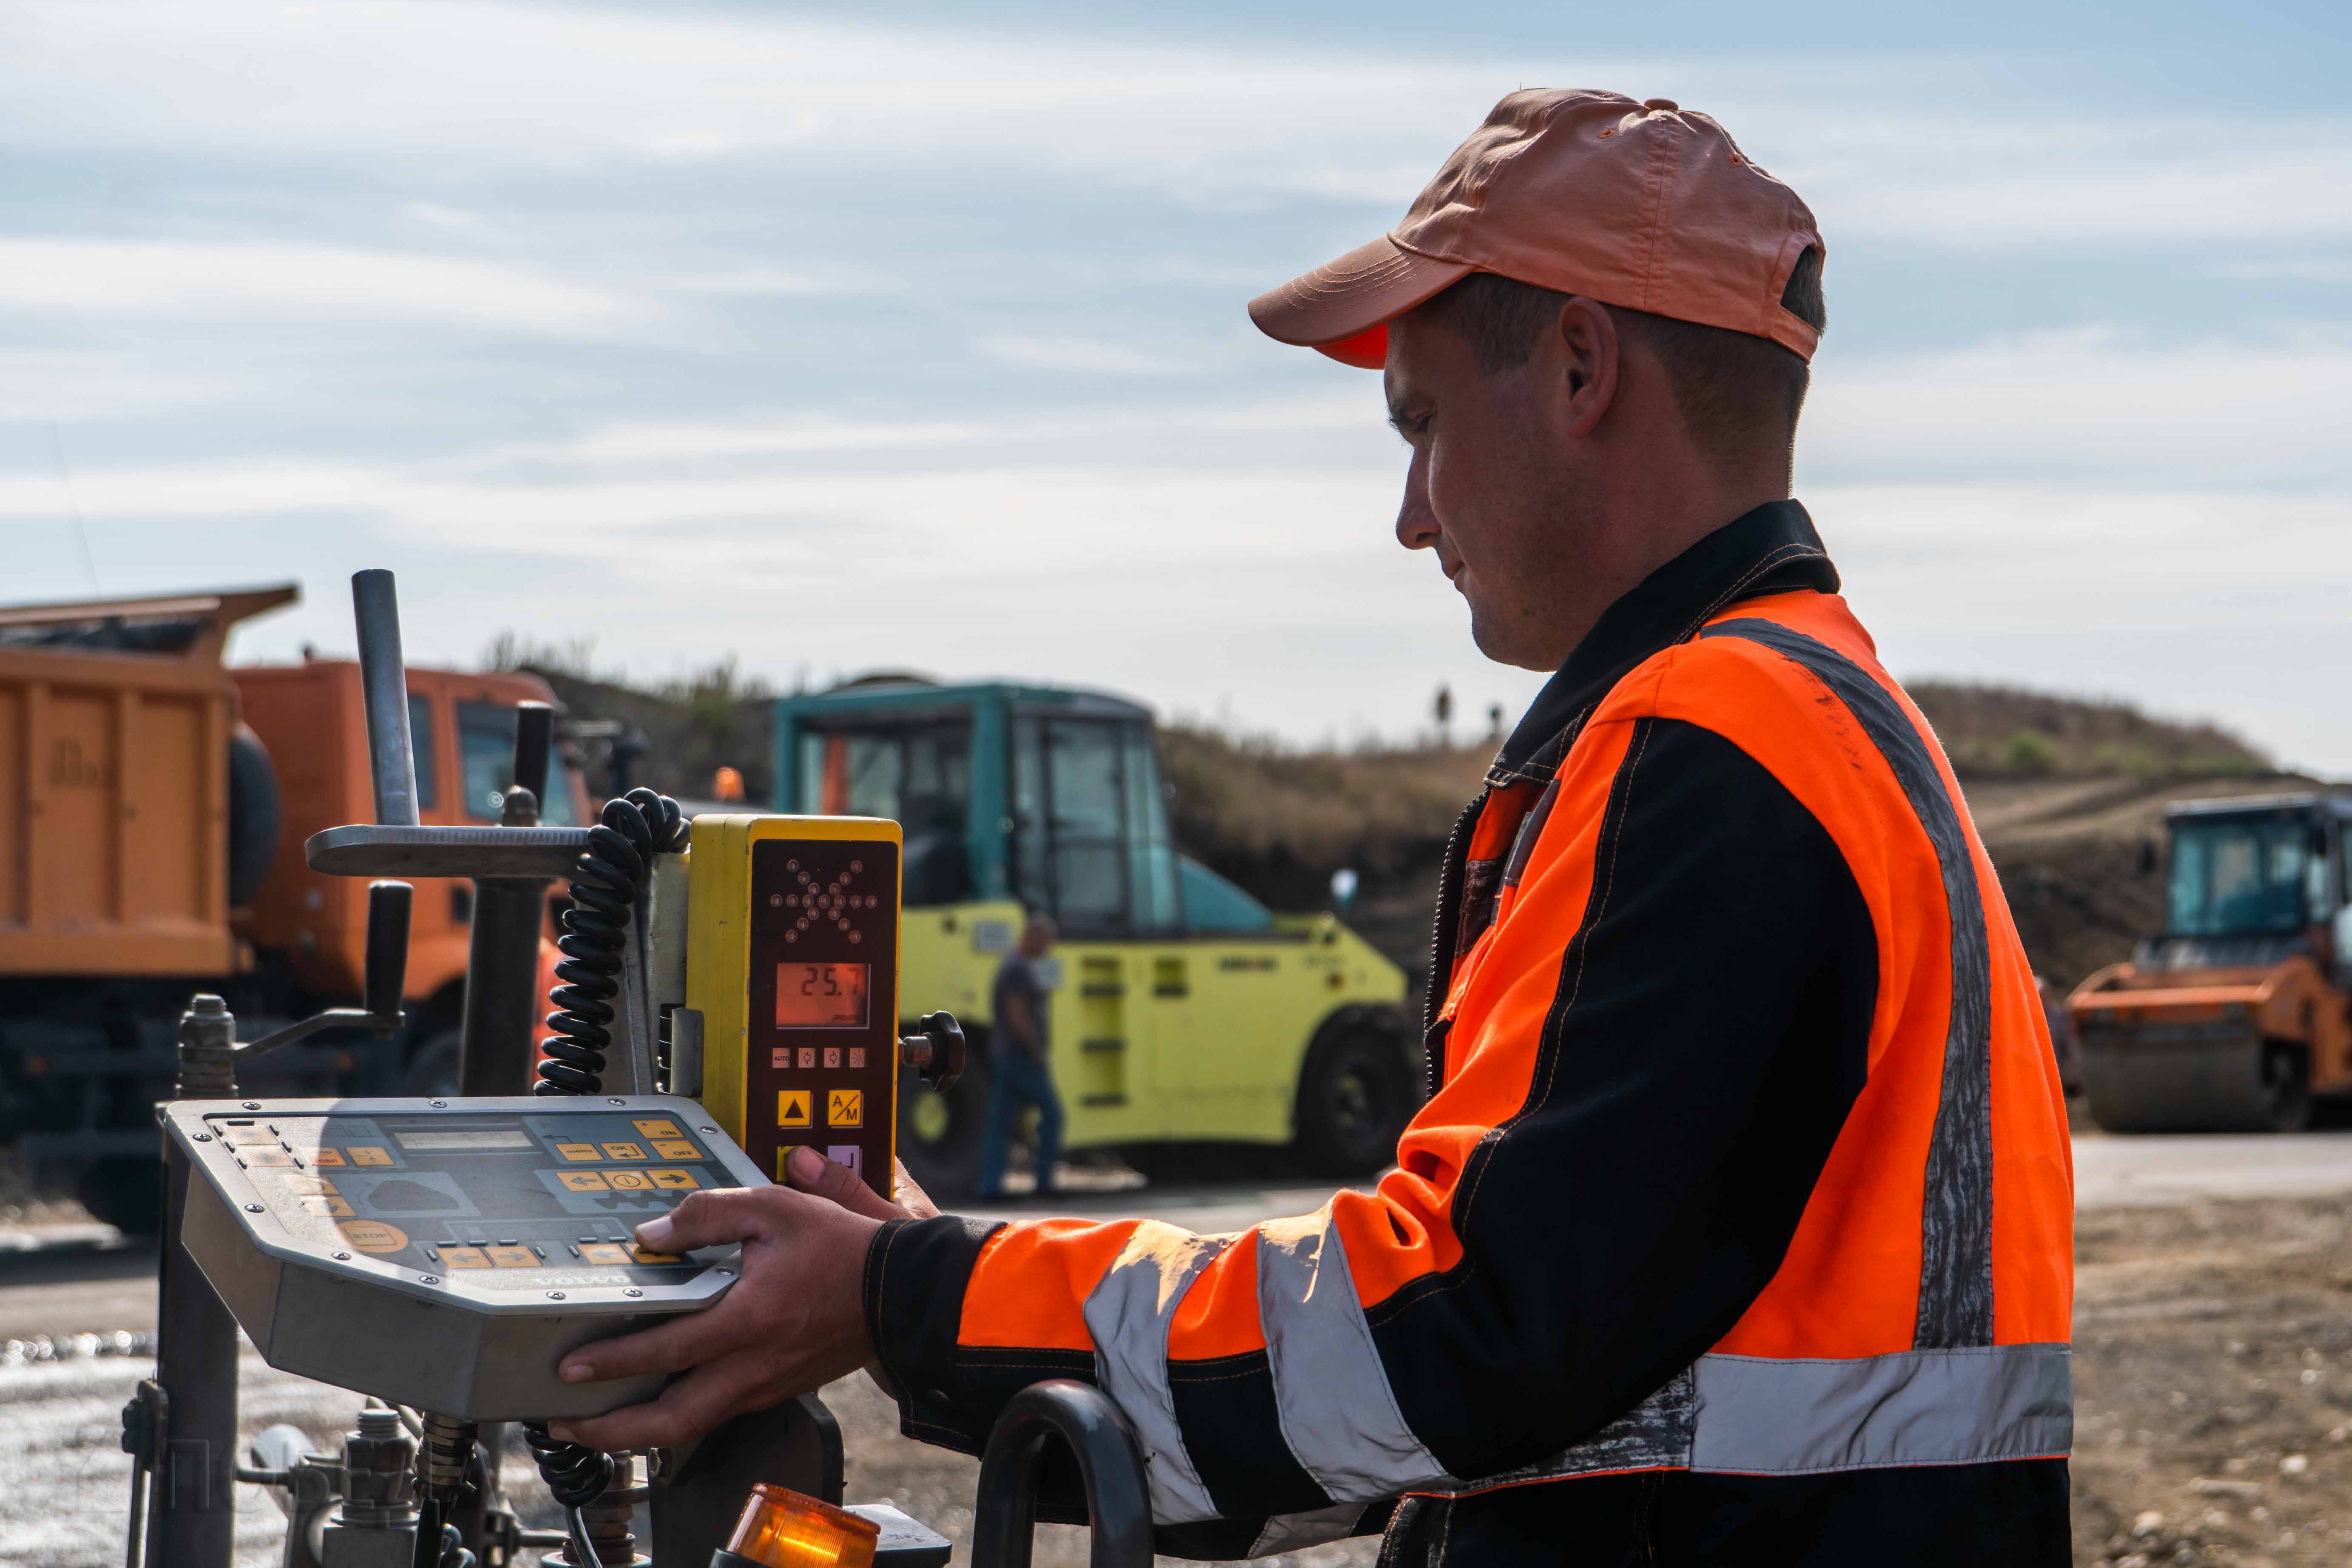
left=607, top=1171, right=652, bottom=1192
left=633, top=1119, right=683, bottom=1140
left=299, top=1196, right=356, bottom=1218
left=601, top=1142, right=647, bottom=1161
left=348, top=1146, right=393, bottom=1168
left=554, top=1143, right=602, bottom=1163
left=488, top=1246, right=537, bottom=1269
left=826, top=1089, right=862, bottom=1129
left=649, top=1169, right=700, bottom=1190
left=580, top=1243, right=631, bottom=1267
left=629, top=1244, right=683, bottom=1265
left=242, top=1148, right=295, bottom=1168
left=777, top=1091, right=811, bottom=1129
left=338, top=1220, right=408, bottom=1254
left=313, top=1149, right=347, bottom=1167
left=283, top=1176, right=338, bottom=1197
left=442, top=1246, right=491, bottom=1270
left=559, top=1172, right=611, bottom=1192
left=651, top=1139, right=701, bottom=1160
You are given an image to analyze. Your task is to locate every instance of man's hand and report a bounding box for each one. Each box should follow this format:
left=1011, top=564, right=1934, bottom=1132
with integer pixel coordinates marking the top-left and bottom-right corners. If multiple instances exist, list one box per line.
left=544, top=1149, right=937, bottom=1451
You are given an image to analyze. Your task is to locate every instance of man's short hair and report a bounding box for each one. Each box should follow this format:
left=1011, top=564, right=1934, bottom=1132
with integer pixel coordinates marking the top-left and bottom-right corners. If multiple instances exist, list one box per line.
left=1418, top=251, right=1826, bottom=475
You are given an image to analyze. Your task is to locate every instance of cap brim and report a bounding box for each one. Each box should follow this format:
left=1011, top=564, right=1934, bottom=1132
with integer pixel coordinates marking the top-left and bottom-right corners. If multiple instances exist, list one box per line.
left=1248, top=236, right=1474, bottom=370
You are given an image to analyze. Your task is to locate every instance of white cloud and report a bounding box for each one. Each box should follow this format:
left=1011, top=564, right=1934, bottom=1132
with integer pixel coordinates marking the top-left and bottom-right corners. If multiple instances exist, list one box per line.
left=5, top=1, right=2346, bottom=252
left=0, top=239, right=634, bottom=334
left=972, top=335, right=1213, bottom=376
left=1806, top=327, right=2352, bottom=484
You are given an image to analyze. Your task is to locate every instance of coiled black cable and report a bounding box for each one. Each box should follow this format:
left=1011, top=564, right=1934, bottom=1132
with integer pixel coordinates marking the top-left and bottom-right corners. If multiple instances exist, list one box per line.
left=522, top=787, right=687, bottom=1539
left=536, top=788, right=688, bottom=1096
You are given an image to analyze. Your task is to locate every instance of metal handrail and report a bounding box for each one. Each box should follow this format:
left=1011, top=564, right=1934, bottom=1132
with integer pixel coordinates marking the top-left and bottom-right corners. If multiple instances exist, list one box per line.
left=970, top=1381, right=1152, bottom=1568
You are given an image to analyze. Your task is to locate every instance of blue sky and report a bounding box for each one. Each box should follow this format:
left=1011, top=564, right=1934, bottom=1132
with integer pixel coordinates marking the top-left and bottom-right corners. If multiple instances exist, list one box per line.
left=0, top=2, right=2347, bottom=767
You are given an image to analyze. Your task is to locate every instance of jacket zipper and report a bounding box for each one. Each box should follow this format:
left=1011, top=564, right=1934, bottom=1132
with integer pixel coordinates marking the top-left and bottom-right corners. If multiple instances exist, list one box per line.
left=1421, top=788, right=1487, bottom=1098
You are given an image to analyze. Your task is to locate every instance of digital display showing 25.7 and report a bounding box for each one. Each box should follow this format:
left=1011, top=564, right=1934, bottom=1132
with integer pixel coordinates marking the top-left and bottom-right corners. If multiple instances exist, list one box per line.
left=774, top=963, right=870, bottom=1029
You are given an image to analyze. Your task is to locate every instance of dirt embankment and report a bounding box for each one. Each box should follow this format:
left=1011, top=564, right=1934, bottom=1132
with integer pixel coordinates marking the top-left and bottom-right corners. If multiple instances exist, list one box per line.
left=508, top=655, right=2301, bottom=997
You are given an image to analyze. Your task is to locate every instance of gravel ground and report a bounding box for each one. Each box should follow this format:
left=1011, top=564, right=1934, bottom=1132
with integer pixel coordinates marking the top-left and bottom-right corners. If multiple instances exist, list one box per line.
left=2073, top=1193, right=2352, bottom=1567
left=0, top=1340, right=1373, bottom=1568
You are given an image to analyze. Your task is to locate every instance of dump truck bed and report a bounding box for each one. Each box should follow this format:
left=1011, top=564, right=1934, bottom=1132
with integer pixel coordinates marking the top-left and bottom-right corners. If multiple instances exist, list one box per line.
left=0, top=586, right=296, bottom=977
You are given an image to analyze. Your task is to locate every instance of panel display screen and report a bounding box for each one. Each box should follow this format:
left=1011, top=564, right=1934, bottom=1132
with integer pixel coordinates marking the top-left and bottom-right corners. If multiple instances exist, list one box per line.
left=774, top=963, right=869, bottom=1029
left=393, top=1128, right=533, bottom=1151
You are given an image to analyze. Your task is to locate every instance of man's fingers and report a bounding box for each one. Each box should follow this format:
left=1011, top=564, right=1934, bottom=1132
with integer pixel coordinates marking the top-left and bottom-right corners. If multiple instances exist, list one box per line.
left=634, top=1183, right=785, bottom=1254
left=784, top=1145, right=911, bottom=1223
left=549, top=1352, right=764, bottom=1451
left=558, top=1297, right=743, bottom=1385
left=889, top=1159, right=940, bottom=1221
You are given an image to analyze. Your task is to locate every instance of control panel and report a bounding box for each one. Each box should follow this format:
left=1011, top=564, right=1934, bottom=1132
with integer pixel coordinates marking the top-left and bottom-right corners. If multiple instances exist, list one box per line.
left=165, top=1095, right=764, bottom=1421
left=688, top=815, right=901, bottom=1197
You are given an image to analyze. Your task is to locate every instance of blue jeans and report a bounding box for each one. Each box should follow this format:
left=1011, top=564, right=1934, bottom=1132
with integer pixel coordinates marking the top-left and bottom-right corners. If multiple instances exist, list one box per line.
left=977, top=1048, right=1064, bottom=1197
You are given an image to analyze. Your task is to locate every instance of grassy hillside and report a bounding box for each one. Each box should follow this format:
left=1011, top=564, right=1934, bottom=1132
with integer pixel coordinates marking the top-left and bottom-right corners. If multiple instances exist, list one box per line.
left=1908, top=681, right=2269, bottom=779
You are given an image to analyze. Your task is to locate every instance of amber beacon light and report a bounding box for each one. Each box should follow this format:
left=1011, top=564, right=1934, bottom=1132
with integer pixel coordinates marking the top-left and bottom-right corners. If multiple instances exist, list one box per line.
left=716, top=1483, right=883, bottom=1568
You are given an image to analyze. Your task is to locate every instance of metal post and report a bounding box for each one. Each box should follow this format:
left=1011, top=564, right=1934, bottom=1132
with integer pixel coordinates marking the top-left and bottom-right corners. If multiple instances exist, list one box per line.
left=143, top=998, right=245, bottom=1568
left=459, top=787, right=552, bottom=1098
left=351, top=570, right=420, bottom=828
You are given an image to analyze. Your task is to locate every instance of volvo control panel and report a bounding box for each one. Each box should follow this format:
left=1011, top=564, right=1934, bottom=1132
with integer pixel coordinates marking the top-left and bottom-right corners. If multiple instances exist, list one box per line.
left=166, top=1095, right=764, bottom=1421
left=687, top=814, right=902, bottom=1197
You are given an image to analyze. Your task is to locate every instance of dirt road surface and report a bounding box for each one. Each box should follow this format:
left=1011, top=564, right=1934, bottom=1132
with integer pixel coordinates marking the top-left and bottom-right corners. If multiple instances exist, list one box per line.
left=13, top=1145, right=2352, bottom=1566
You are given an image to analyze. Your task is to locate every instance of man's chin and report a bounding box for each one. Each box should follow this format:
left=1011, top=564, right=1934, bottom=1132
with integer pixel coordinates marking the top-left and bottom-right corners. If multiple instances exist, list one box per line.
left=1466, top=607, right=1557, bottom=673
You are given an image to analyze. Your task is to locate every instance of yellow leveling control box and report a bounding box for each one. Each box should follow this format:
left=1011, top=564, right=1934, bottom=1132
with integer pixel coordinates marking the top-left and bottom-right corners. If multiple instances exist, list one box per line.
left=684, top=814, right=902, bottom=1198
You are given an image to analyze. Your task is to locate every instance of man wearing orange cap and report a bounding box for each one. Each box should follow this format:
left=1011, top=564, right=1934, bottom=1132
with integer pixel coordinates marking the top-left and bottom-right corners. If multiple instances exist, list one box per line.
left=553, top=90, right=2074, bottom=1565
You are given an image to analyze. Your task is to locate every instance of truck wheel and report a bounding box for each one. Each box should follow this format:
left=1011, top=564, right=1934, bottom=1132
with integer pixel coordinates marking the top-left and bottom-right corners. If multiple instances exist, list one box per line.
left=77, top=1158, right=163, bottom=1235
left=899, top=1055, right=989, bottom=1197
left=401, top=1028, right=463, bottom=1099
left=1293, top=1027, right=1414, bottom=1177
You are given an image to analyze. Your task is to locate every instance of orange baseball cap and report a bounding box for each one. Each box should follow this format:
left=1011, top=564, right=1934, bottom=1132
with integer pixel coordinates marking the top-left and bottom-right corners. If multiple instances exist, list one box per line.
left=1249, top=88, right=1823, bottom=369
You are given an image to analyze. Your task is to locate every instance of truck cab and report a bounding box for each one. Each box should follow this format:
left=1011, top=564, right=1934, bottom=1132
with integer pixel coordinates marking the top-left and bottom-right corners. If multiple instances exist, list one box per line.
left=774, top=680, right=1411, bottom=1190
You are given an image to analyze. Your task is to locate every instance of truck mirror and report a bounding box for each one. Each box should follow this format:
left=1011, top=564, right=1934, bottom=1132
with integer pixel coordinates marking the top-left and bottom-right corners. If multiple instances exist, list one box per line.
left=513, top=701, right=554, bottom=810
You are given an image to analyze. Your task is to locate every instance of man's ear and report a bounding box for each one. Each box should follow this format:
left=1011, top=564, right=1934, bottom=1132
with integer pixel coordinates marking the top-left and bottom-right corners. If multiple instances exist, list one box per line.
left=1549, top=296, right=1620, bottom=437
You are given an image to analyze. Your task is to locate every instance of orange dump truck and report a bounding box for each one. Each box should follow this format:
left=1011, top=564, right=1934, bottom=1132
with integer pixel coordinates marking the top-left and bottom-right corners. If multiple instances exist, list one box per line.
left=0, top=585, right=588, bottom=1227
left=2070, top=792, right=2352, bottom=1132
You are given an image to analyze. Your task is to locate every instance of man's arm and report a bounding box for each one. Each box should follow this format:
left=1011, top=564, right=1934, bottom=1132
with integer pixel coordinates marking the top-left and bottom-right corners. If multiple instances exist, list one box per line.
left=864, top=716, right=1879, bottom=1523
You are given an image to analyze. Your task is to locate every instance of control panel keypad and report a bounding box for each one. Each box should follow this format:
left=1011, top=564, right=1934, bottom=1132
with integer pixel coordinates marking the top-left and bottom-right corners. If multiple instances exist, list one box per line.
left=206, top=1110, right=744, bottom=1289
left=748, top=839, right=898, bottom=1196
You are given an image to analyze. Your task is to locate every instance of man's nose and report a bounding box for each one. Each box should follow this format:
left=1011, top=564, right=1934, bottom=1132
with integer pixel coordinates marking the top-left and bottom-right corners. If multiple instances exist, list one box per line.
left=1395, top=444, right=1438, bottom=550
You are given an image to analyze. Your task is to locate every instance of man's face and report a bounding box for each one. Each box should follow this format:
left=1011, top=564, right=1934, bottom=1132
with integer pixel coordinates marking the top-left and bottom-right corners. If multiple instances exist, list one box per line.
left=1386, top=307, right=1588, bottom=672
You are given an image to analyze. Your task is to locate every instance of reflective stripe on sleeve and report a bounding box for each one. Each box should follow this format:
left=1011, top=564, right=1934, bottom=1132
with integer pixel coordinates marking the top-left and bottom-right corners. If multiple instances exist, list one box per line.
left=1256, top=1210, right=1451, bottom=1501
left=1082, top=1222, right=1231, bottom=1524
left=1689, top=1343, right=2073, bottom=1474
left=1244, top=1501, right=1377, bottom=1558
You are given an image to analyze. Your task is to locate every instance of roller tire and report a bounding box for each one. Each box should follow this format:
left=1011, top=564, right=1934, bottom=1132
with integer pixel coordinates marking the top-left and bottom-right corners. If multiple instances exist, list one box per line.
left=899, top=1050, right=990, bottom=1197
left=1292, top=1026, right=1415, bottom=1177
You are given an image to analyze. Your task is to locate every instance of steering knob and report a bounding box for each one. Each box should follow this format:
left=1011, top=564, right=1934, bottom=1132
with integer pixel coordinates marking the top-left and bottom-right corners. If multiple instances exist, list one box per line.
left=899, top=1011, right=965, bottom=1095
